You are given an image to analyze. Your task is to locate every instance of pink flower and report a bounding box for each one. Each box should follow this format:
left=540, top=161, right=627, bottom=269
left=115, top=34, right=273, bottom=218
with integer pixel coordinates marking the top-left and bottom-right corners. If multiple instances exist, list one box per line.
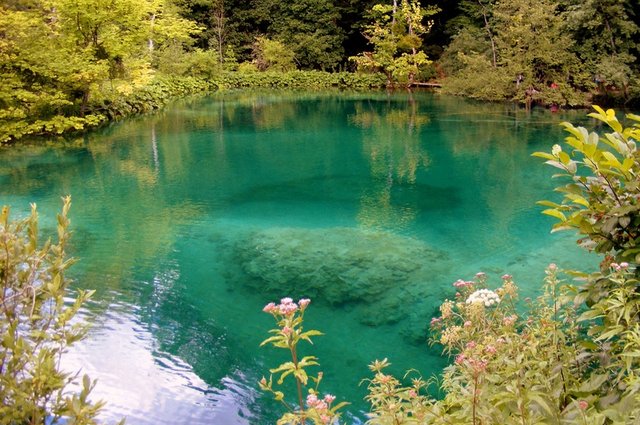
left=503, top=315, right=517, bottom=326
left=430, top=317, right=441, bottom=326
left=501, top=274, right=512, bottom=280
left=620, top=262, right=629, bottom=269
left=315, top=400, right=328, bottom=411
left=475, top=272, right=486, bottom=279
left=306, top=393, right=318, bottom=407
left=455, top=354, right=466, bottom=365
left=320, top=414, right=331, bottom=424
left=299, top=298, right=311, bottom=309
left=464, top=321, right=472, bottom=328
left=278, top=301, right=298, bottom=315
left=577, top=400, right=588, bottom=410
left=282, top=326, right=292, bottom=336
left=323, top=394, right=336, bottom=404
left=263, top=302, right=276, bottom=313
left=281, top=297, right=293, bottom=304
left=466, top=341, right=477, bottom=349
left=485, top=345, right=497, bottom=355
left=548, top=263, right=557, bottom=271
left=453, top=279, right=466, bottom=288
left=408, top=389, right=417, bottom=398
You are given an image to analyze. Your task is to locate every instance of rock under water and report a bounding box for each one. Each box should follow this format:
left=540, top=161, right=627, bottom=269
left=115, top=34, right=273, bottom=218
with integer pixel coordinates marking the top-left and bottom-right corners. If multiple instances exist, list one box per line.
left=231, top=226, right=450, bottom=327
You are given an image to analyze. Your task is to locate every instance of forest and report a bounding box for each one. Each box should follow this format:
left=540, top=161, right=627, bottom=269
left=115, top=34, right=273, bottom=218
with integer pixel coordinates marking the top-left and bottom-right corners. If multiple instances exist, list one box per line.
left=1, top=0, right=639, bottom=142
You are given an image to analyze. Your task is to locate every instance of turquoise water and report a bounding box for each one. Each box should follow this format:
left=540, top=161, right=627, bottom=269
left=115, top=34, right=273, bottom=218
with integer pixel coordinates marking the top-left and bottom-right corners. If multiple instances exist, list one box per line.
left=0, top=91, right=595, bottom=423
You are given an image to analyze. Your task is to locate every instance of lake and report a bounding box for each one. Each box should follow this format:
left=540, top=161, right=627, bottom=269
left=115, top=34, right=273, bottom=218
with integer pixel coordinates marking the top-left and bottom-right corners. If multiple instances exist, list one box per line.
left=0, top=90, right=595, bottom=423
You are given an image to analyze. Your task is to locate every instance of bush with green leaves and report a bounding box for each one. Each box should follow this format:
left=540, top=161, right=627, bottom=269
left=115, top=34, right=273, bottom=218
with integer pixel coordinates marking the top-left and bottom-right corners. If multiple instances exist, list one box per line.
left=534, top=106, right=640, bottom=265
left=0, top=197, right=110, bottom=425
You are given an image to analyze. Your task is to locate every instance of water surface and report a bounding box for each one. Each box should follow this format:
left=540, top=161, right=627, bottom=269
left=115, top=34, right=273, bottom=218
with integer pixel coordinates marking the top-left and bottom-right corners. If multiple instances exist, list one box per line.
left=0, top=91, right=595, bottom=423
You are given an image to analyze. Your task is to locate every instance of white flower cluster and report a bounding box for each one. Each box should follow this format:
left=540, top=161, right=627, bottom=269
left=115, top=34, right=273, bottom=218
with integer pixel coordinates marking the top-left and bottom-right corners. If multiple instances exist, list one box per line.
left=466, top=289, right=500, bottom=307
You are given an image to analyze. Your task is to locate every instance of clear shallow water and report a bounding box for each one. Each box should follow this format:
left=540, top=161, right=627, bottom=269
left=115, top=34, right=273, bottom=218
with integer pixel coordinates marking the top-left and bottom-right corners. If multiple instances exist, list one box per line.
left=0, top=91, right=596, bottom=423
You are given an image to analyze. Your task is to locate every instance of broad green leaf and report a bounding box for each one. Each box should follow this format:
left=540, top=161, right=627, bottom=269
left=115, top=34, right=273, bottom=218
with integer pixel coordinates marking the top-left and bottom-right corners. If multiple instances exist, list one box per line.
left=542, top=209, right=566, bottom=221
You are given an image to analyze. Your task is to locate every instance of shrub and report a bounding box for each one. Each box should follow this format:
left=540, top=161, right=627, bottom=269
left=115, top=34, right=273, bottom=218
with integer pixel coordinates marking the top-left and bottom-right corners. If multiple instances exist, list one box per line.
left=0, top=197, right=110, bottom=424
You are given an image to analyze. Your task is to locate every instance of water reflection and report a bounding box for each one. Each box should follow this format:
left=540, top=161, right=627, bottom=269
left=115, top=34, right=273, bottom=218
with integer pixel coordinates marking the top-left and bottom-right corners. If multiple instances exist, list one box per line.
left=350, top=93, right=430, bottom=229
left=63, top=304, right=255, bottom=425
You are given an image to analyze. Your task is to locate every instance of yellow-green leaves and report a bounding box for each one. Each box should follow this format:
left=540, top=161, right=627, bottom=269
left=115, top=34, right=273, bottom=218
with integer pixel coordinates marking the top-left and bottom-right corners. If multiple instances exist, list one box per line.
left=533, top=107, right=640, bottom=263
left=0, top=197, right=105, bottom=423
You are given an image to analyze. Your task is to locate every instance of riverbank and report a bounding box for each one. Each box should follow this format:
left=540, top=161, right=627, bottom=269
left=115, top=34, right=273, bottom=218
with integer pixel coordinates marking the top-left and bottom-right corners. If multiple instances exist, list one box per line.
left=0, top=71, right=389, bottom=145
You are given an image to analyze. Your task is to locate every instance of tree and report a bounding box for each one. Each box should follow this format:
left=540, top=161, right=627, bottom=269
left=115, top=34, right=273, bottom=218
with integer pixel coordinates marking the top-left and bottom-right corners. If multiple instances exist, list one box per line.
left=252, top=37, right=296, bottom=72
left=563, top=0, right=639, bottom=100
left=350, top=0, right=438, bottom=87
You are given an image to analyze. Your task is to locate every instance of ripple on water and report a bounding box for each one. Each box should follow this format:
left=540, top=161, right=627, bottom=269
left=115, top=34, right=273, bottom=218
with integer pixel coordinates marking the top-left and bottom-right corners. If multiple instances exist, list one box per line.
left=62, top=306, right=256, bottom=424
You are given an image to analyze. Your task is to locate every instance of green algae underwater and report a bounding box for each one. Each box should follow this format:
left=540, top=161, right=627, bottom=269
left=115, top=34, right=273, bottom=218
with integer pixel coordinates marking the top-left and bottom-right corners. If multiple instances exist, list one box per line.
left=0, top=91, right=595, bottom=423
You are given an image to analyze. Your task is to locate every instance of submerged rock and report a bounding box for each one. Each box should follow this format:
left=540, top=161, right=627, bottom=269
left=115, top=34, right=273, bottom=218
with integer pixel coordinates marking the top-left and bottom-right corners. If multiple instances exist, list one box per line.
left=233, top=226, right=449, bottom=326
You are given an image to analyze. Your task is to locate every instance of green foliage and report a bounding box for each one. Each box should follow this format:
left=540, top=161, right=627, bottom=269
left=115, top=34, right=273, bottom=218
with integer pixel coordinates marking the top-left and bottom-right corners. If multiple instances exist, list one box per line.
left=213, top=70, right=386, bottom=90
left=260, top=298, right=348, bottom=425
left=533, top=106, right=640, bottom=263
left=0, top=197, right=109, bottom=424
left=350, top=0, right=438, bottom=87
left=0, top=0, right=200, bottom=143
left=252, top=37, right=297, bottom=72
left=441, top=0, right=593, bottom=106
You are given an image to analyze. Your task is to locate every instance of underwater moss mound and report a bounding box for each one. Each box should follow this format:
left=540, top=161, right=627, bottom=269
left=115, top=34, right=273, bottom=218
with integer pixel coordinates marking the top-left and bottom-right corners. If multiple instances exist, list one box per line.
left=234, top=227, right=449, bottom=325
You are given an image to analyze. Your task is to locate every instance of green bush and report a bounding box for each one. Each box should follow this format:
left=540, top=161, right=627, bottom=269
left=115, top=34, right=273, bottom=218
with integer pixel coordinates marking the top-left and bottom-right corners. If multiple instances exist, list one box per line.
left=0, top=197, right=111, bottom=424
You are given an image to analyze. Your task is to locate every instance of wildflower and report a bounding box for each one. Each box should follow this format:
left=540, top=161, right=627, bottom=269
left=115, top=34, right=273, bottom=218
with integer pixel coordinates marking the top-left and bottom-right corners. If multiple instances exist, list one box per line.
left=455, top=354, right=466, bottom=365
left=324, top=394, right=336, bottom=405
left=548, top=263, right=557, bottom=271
left=611, top=262, right=621, bottom=271
left=307, top=393, right=319, bottom=407
left=440, top=300, right=454, bottom=319
left=466, top=289, right=500, bottom=307
left=485, top=345, right=497, bottom=355
left=469, top=358, right=488, bottom=374
left=453, top=279, right=472, bottom=288
left=282, top=326, right=292, bottom=336
left=263, top=302, right=276, bottom=313
left=552, top=144, right=562, bottom=156
left=408, top=389, right=417, bottom=398
left=475, top=272, right=486, bottom=279
left=577, top=400, right=588, bottom=410
left=430, top=317, right=441, bottom=327
left=502, top=278, right=518, bottom=297
left=503, top=315, right=517, bottom=326
left=463, top=320, right=472, bottom=328
left=466, top=341, right=477, bottom=350
left=278, top=300, right=298, bottom=315
left=440, top=326, right=461, bottom=345
left=501, top=274, right=512, bottom=281
left=620, top=262, right=629, bottom=269
left=320, top=414, right=331, bottom=424
left=299, top=298, right=311, bottom=309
